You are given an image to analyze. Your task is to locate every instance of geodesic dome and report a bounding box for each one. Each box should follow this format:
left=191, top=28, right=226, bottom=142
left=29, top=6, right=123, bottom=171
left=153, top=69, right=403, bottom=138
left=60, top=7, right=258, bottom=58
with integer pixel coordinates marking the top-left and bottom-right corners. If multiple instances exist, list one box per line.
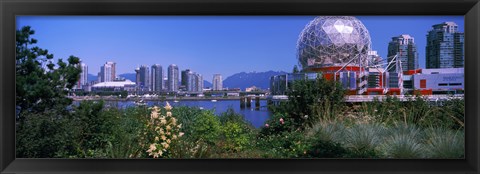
left=297, top=16, right=371, bottom=70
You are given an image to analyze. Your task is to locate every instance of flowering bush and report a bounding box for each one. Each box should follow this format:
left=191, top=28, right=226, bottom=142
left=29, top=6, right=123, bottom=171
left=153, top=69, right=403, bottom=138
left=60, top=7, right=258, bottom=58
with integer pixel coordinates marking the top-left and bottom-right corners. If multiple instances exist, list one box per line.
left=144, top=102, right=184, bottom=158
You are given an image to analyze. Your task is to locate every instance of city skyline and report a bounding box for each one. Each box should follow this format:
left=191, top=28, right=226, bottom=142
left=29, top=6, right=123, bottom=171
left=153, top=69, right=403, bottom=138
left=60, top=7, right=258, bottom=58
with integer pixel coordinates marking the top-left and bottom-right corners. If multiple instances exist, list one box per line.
left=16, top=16, right=464, bottom=81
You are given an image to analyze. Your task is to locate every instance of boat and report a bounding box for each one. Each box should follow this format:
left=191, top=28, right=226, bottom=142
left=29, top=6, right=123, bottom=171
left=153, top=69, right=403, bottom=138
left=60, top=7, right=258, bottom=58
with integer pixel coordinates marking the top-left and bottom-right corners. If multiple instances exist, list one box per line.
left=134, top=99, right=147, bottom=106
left=211, top=99, right=217, bottom=102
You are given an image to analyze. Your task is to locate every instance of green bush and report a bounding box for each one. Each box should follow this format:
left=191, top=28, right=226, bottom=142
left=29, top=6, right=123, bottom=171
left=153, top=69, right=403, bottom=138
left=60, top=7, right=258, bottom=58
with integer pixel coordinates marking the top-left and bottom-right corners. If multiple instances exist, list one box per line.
left=16, top=109, right=74, bottom=158
left=343, top=123, right=386, bottom=158
left=379, top=124, right=425, bottom=158
left=424, top=128, right=464, bottom=158
left=256, top=131, right=308, bottom=158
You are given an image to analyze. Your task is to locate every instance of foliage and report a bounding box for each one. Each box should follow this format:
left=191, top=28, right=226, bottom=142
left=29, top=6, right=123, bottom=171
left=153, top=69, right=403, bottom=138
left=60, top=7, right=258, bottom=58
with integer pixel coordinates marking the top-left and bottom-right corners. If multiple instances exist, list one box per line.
left=16, top=26, right=81, bottom=118
left=379, top=124, right=425, bottom=158
left=256, top=130, right=309, bottom=158
left=273, top=77, right=346, bottom=129
left=259, top=113, right=296, bottom=136
left=424, top=127, right=464, bottom=158
left=342, top=123, right=386, bottom=158
left=143, top=103, right=184, bottom=158
left=106, top=106, right=149, bottom=158
left=16, top=109, right=74, bottom=158
left=16, top=26, right=83, bottom=158
left=217, top=108, right=256, bottom=152
left=167, top=107, right=222, bottom=158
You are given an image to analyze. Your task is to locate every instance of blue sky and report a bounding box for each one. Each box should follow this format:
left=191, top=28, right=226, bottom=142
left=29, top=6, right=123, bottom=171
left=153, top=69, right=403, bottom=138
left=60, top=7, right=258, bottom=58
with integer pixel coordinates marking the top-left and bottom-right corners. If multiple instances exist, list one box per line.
left=16, top=16, right=464, bottom=82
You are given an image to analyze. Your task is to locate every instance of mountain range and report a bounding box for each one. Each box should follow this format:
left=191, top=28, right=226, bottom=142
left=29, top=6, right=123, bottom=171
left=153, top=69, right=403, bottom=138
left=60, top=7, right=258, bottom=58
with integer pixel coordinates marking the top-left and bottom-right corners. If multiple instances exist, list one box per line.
left=87, top=70, right=287, bottom=90
left=222, top=71, right=287, bottom=90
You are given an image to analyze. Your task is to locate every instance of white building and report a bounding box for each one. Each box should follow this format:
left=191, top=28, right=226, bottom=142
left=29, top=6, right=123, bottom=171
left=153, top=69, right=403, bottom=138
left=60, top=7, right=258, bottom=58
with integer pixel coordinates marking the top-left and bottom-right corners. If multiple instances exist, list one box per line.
left=213, top=74, right=223, bottom=91
left=99, top=61, right=116, bottom=82
left=92, top=80, right=136, bottom=93
left=168, top=64, right=179, bottom=92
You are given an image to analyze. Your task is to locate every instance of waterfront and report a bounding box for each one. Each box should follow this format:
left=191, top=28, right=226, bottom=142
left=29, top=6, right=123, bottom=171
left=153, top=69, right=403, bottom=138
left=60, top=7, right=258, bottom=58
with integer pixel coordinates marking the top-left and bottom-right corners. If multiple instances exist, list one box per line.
left=75, top=100, right=272, bottom=128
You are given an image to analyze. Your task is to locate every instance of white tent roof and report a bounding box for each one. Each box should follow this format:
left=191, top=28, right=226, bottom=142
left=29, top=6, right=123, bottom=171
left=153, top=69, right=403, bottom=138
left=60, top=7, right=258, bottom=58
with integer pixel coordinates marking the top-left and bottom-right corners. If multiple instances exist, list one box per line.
left=93, top=80, right=136, bottom=87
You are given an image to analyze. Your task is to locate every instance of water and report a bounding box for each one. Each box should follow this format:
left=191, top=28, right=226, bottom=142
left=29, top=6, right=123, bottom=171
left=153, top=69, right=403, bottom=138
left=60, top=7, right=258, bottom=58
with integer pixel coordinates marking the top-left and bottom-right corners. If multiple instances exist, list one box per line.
left=101, top=100, right=272, bottom=128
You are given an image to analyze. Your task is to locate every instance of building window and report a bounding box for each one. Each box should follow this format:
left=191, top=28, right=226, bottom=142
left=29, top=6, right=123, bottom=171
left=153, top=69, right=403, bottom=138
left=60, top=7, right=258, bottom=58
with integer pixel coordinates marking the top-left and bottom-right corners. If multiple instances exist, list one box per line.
left=439, top=83, right=448, bottom=86
left=449, top=83, right=462, bottom=86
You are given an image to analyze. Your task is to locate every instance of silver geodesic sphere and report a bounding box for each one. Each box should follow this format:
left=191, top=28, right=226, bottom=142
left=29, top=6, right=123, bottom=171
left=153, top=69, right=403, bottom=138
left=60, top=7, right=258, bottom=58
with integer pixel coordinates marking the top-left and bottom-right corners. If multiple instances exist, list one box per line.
left=297, top=16, right=371, bottom=70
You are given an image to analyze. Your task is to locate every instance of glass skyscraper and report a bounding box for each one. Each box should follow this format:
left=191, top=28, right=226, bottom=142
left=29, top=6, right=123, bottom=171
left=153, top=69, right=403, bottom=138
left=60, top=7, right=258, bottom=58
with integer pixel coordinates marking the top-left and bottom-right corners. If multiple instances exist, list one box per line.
left=151, top=64, right=163, bottom=93
left=137, top=65, right=150, bottom=91
left=426, top=22, right=464, bottom=68
left=387, top=35, right=419, bottom=71
left=168, top=64, right=179, bottom=92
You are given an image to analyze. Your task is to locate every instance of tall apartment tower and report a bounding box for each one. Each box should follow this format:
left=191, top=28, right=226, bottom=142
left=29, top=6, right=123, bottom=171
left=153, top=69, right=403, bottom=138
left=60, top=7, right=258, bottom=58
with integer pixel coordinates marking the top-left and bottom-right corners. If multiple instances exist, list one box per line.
left=98, top=61, right=116, bottom=82
left=75, top=62, right=88, bottom=89
left=181, top=69, right=191, bottom=91
left=426, top=22, right=464, bottom=68
left=151, top=64, right=164, bottom=93
left=135, top=67, right=141, bottom=87
left=167, top=64, right=179, bottom=92
left=196, top=74, right=204, bottom=92
left=138, top=65, right=150, bottom=91
left=387, top=35, right=419, bottom=71
left=187, top=71, right=197, bottom=92
left=212, top=74, right=223, bottom=91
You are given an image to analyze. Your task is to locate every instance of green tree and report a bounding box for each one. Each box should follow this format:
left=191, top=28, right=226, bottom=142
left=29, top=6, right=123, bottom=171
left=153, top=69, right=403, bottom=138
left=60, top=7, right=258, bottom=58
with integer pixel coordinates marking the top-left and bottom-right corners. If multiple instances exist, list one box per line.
left=293, top=65, right=300, bottom=73
left=16, top=26, right=82, bottom=119
left=285, top=76, right=346, bottom=128
left=16, top=26, right=82, bottom=157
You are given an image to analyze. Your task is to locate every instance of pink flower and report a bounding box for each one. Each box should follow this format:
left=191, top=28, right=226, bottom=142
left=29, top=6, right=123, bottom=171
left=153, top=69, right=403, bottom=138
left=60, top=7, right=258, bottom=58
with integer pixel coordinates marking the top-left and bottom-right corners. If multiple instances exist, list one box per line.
left=265, top=124, right=269, bottom=127
left=280, top=118, right=285, bottom=124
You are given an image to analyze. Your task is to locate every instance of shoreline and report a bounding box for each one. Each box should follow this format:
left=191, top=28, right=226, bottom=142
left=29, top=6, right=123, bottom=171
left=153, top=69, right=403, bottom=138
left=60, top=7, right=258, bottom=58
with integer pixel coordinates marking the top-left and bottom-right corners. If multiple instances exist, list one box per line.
left=69, top=96, right=268, bottom=101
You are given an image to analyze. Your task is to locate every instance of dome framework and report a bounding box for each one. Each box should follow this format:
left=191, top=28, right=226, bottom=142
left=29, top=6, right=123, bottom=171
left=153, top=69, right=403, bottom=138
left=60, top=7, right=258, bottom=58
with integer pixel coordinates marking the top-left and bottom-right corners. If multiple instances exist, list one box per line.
left=297, top=16, right=372, bottom=70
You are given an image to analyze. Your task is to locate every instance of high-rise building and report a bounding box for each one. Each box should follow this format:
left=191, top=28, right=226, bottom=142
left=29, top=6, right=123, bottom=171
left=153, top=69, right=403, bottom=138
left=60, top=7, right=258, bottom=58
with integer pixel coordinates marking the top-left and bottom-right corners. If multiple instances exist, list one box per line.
left=135, top=67, right=140, bottom=87
left=387, top=35, right=419, bottom=71
left=426, top=22, right=464, bottom=69
left=180, top=69, right=191, bottom=91
left=98, top=61, right=116, bottom=82
left=167, top=64, right=179, bottom=92
left=213, top=74, right=223, bottom=91
left=138, top=65, right=150, bottom=91
left=98, top=68, right=103, bottom=83
left=181, top=69, right=191, bottom=87
left=196, top=74, right=203, bottom=92
left=187, top=71, right=197, bottom=92
left=151, top=64, right=164, bottom=93
left=75, top=62, right=88, bottom=89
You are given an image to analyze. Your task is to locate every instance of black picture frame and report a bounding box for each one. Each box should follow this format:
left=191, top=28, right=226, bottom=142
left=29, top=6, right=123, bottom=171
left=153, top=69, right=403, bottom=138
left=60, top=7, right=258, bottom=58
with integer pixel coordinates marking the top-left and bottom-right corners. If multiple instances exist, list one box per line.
left=1, top=0, right=479, bottom=173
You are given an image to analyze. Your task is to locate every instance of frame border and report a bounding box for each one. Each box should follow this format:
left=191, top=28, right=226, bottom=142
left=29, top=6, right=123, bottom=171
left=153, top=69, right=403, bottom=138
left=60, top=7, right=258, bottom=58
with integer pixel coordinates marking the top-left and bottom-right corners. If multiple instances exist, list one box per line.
left=1, top=0, right=479, bottom=173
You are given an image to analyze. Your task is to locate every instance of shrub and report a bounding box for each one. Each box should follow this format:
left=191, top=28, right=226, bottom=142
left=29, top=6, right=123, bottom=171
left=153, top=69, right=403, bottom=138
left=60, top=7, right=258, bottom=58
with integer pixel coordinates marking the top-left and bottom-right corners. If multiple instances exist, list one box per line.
left=256, top=130, right=308, bottom=158
left=259, top=113, right=295, bottom=136
left=106, top=106, right=150, bottom=158
left=168, top=108, right=222, bottom=158
left=343, top=123, right=386, bottom=158
left=142, top=102, right=184, bottom=158
left=379, top=124, right=425, bottom=158
left=424, top=128, right=464, bottom=158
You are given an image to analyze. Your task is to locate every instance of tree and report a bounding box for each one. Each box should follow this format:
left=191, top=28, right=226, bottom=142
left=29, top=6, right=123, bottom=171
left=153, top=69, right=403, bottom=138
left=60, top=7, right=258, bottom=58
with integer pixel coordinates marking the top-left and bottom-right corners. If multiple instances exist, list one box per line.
left=16, top=26, right=82, bottom=157
left=292, top=65, right=300, bottom=73
left=16, top=26, right=82, bottom=120
left=275, top=76, right=346, bottom=128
